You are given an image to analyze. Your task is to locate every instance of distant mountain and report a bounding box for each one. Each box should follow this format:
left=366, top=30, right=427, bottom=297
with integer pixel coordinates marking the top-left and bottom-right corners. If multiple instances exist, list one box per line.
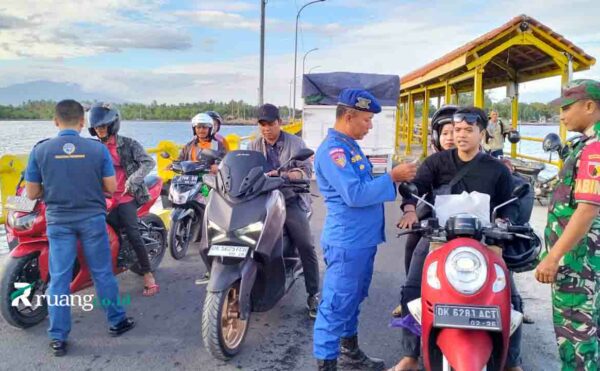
left=0, top=80, right=124, bottom=105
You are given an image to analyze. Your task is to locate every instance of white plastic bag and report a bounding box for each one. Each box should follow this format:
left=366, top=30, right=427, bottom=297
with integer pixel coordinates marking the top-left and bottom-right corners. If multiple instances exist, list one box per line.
left=434, top=191, right=491, bottom=227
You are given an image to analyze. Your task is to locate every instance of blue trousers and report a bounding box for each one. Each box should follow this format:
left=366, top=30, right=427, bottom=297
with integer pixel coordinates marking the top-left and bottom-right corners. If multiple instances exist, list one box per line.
left=313, top=244, right=377, bottom=360
left=46, top=214, right=126, bottom=341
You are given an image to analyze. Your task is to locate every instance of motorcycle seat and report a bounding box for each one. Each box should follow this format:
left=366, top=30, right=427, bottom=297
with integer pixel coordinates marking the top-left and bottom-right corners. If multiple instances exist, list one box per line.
left=144, top=175, right=161, bottom=189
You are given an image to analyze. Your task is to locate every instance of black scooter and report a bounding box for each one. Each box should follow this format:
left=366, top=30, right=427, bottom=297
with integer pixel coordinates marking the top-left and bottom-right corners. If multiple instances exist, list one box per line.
left=199, top=148, right=313, bottom=360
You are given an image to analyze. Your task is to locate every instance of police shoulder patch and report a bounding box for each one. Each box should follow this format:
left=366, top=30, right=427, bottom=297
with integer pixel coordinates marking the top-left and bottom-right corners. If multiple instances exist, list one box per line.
left=329, top=147, right=347, bottom=168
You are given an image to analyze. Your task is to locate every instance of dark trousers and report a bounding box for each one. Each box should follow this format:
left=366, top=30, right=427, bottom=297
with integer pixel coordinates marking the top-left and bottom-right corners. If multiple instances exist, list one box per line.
left=399, top=238, right=522, bottom=367
left=107, top=200, right=152, bottom=274
left=285, top=198, right=319, bottom=296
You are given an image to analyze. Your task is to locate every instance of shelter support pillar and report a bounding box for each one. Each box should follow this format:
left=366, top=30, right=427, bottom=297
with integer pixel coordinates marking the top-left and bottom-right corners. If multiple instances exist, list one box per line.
left=422, top=89, right=430, bottom=157
left=511, top=93, right=519, bottom=158
left=474, top=67, right=484, bottom=108
left=445, top=83, right=452, bottom=105
left=407, top=93, right=414, bottom=155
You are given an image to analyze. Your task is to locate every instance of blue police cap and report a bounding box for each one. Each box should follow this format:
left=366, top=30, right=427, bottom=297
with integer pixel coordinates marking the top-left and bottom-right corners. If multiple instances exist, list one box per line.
left=337, top=88, right=382, bottom=114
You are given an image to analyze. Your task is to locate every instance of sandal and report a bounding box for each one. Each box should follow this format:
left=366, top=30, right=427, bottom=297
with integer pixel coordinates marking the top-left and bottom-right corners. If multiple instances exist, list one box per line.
left=143, top=284, right=160, bottom=297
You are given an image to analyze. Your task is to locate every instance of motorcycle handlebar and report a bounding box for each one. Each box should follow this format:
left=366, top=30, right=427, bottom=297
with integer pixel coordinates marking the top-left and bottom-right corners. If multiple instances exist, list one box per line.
left=506, top=225, right=532, bottom=233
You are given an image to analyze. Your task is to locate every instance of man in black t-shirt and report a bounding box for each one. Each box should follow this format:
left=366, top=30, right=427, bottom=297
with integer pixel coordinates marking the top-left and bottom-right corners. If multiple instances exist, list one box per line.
left=392, top=106, right=523, bottom=371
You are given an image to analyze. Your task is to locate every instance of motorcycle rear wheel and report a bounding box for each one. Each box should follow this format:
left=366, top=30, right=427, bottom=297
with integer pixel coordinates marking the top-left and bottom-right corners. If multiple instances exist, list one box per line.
left=130, top=214, right=167, bottom=275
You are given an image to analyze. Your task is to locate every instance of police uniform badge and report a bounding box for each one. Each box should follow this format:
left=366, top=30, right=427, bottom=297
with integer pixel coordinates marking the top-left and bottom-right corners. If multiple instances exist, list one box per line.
left=355, top=97, right=371, bottom=110
left=329, top=148, right=346, bottom=168
left=63, top=143, right=76, bottom=155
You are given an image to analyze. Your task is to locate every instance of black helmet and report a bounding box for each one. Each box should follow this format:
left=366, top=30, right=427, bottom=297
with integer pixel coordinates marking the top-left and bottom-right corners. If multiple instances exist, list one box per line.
left=88, top=103, right=120, bottom=138
left=205, top=111, right=223, bottom=135
left=507, top=130, right=521, bottom=144
left=503, top=231, right=541, bottom=273
left=542, top=133, right=562, bottom=153
left=431, top=105, right=459, bottom=152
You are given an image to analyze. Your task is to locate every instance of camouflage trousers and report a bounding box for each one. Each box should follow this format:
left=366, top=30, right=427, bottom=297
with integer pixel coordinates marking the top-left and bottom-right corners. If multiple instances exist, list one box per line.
left=551, top=240, right=600, bottom=371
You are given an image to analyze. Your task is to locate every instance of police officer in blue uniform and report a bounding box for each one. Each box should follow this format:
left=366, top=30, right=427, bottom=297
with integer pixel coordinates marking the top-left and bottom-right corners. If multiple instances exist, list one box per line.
left=313, top=89, right=417, bottom=370
left=24, top=100, right=135, bottom=357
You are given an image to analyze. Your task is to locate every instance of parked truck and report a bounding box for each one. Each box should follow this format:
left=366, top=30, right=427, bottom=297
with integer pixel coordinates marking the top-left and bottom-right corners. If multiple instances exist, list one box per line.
left=301, top=72, right=400, bottom=174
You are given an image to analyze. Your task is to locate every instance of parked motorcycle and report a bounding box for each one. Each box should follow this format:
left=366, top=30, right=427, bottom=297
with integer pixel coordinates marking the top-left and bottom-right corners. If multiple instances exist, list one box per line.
left=199, top=148, right=314, bottom=360
left=396, top=182, right=541, bottom=371
left=0, top=175, right=167, bottom=329
left=168, top=149, right=221, bottom=260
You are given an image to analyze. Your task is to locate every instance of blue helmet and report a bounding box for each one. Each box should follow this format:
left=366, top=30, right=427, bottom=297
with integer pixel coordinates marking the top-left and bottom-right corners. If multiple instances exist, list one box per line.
left=88, top=103, right=120, bottom=138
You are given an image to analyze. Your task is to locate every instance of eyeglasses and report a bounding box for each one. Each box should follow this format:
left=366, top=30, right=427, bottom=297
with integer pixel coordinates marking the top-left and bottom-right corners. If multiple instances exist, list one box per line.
left=452, top=113, right=481, bottom=125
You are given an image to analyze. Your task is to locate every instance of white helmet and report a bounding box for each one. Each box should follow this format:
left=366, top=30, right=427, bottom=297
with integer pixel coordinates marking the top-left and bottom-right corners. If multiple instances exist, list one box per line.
left=191, top=113, right=213, bottom=128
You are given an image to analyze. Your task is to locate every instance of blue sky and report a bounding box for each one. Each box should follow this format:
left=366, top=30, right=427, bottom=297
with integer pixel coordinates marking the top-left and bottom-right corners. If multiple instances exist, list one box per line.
left=0, top=0, right=599, bottom=105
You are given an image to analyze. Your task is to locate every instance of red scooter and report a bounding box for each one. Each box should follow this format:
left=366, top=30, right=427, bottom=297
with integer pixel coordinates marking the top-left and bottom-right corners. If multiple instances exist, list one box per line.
left=0, top=175, right=167, bottom=329
left=397, top=183, right=538, bottom=371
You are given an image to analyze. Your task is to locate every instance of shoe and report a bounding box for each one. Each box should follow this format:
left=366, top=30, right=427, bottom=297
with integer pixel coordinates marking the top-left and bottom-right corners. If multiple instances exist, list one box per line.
left=50, top=339, right=67, bottom=357
left=307, top=293, right=320, bottom=320
left=339, top=335, right=385, bottom=370
left=317, top=359, right=337, bottom=371
left=109, top=317, right=136, bottom=337
left=391, top=304, right=403, bottom=318
left=522, top=313, right=535, bottom=324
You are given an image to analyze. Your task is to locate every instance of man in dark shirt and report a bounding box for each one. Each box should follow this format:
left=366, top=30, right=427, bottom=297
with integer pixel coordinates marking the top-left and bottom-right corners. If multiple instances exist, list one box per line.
left=25, top=100, right=135, bottom=357
left=248, top=103, right=320, bottom=319
left=392, top=106, right=523, bottom=371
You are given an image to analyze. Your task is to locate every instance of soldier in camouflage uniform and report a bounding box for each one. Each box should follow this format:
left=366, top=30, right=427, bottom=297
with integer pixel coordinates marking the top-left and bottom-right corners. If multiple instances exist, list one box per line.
left=536, top=79, right=600, bottom=371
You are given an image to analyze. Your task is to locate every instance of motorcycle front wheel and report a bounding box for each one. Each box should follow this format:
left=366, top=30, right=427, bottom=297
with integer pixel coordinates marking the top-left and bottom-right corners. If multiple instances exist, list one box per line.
left=168, top=215, right=193, bottom=260
left=201, top=281, right=249, bottom=360
left=0, top=254, right=48, bottom=329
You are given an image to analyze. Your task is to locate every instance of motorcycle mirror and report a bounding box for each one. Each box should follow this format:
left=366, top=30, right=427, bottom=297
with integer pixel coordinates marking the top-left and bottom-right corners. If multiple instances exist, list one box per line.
left=507, top=130, right=521, bottom=144
left=290, top=148, right=315, bottom=162
left=160, top=152, right=171, bottom=159
left=398, top=182, right=419, bottom=199
left=512, top=183, right=530, bottom=199
left=203, top=174, right=217, bottom=189
left=542, top=133, right=562, bottom=153
left=277, top=148, right=314, bottom=172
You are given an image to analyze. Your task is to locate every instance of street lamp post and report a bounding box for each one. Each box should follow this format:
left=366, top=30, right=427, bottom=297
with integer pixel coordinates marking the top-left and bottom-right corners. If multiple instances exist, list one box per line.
left=292, top=0, right=325, bottom=121
left=302, top=48, right=318, bottom=76
left=259, top=0, right=266, bottom=106
left=308, top=65, right=321, bottom=74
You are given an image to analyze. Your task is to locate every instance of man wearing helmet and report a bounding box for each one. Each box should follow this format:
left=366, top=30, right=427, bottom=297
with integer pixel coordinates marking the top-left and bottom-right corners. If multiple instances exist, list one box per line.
left=177, top=111, right=230, bottom=173
left=392, top=106, right=525, bottom=371
left=88, top=103, right=159, bottom=297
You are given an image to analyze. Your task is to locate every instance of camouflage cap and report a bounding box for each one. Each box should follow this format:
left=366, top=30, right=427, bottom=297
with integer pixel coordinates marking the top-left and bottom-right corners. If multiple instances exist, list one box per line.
left=549, top=79, right=600, bottom=108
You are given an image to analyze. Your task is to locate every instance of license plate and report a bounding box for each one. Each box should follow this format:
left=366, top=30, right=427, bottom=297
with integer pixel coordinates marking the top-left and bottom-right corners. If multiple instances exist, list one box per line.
left=4, top=196, right=37, bottom=212
left=434, top=304, right=501, bottom=331
left=173, top=175, right=197, bottom=185
left=208, top=245, right=249, bottom=258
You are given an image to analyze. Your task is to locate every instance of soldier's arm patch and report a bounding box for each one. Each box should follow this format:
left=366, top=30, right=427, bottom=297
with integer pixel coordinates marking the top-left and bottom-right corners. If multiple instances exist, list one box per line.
left=574, top=142, right=600, bottom=205
left=329, top=148, right=347, bottom=168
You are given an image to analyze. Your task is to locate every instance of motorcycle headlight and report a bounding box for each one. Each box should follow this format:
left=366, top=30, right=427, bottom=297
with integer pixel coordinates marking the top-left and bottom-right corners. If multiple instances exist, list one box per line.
left=7, top=212, right=38, bottom=231
left=208, top=220, right=226, bottom=243
left=233, top=222, right=264, bottom=246
left=445, top=247, right=487, bottom=295
left=169, top=189, right=191, bottom=204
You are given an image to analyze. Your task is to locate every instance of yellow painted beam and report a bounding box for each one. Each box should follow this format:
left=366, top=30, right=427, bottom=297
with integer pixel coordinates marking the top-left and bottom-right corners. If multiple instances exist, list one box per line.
left=422, top=89, right=430, bottom=157
left=522, top=32, right=568, bottom=67
left=401, top=55, right=467, bottom=90
left=466, top=35, right=522, bottom=70
left=448, top=69, right=477, bottom=85
left=530, top=25, right=596, bottom=68
left=444, top=82, right=452, bottom=105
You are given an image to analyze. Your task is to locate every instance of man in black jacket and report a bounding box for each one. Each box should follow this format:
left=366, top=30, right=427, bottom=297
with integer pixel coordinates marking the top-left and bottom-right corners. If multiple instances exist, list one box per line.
left=392, top=106, right=523, bottom=371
